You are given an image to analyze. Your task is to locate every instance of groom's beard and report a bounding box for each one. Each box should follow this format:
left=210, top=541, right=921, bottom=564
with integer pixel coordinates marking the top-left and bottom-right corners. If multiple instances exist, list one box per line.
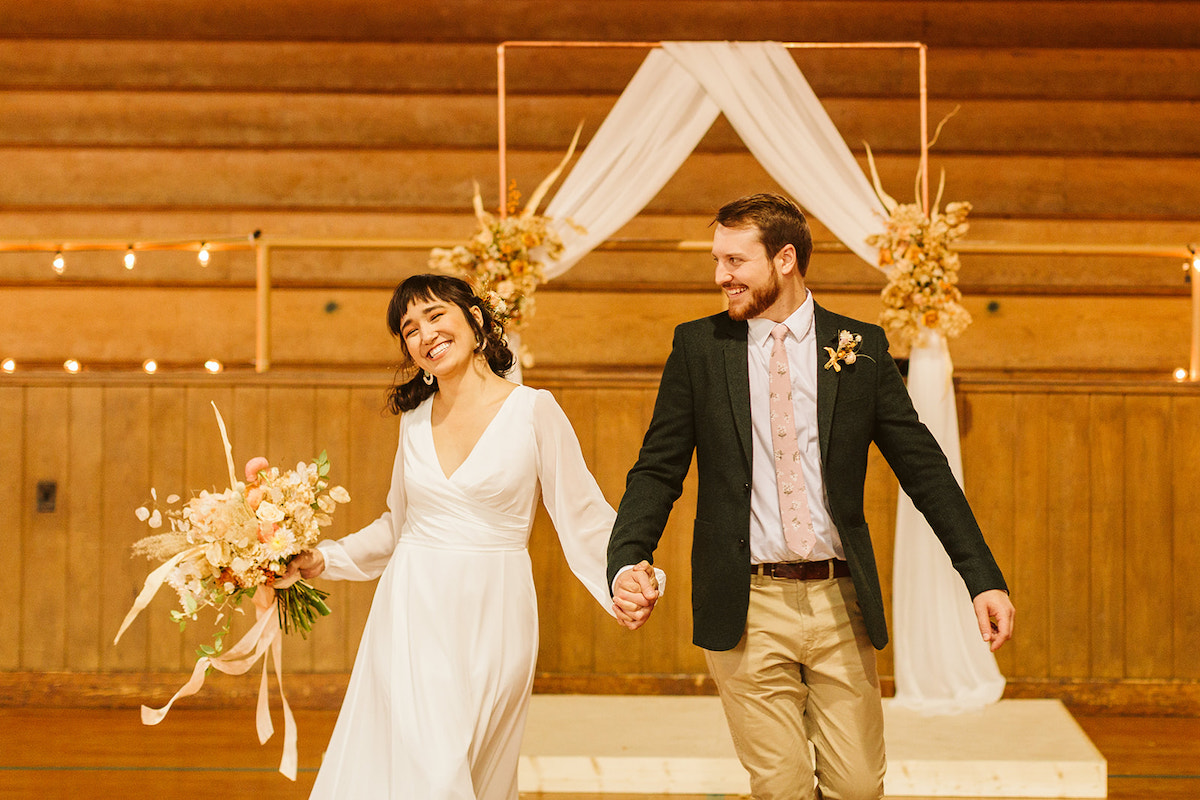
left=727, top=268, right=781, bottom=321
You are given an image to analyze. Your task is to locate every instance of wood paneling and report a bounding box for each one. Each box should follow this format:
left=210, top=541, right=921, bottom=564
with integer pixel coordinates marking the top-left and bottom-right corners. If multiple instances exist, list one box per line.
left=1088, top=394, right=1126, bottom=679
left=2, top=0, right=1200, bottom=710
left=0, top=388, right=25, bottom=671
left=4, top=373, right=1200, bottom=706
left=65, top=387, right=104, bottom=670
left=1172, top=396, right=1200, bottom=680
left=1124, top=395, right=1174, bottom=679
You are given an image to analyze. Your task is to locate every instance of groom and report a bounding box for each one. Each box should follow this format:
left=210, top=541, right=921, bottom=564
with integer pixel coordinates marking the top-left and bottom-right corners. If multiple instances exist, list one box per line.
left=608, top=193, right=1014, bottom=800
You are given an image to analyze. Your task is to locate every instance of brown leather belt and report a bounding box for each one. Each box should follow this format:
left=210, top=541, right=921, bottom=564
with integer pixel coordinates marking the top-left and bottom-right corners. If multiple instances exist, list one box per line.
left=750, top=559, right=850, bottom=580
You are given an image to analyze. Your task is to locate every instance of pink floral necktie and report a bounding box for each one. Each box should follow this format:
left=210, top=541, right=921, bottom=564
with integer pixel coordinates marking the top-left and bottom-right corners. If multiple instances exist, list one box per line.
left=769, top=323, right=815, bottom=558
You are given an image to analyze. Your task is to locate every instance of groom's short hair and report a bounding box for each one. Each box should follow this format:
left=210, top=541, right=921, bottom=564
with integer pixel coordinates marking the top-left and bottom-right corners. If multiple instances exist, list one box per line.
left=714, top=193, right=813, bottom=277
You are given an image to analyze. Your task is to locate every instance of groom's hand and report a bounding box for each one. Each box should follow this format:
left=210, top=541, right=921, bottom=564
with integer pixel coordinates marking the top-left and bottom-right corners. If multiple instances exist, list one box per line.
left=973, top=589, right=1014, bottom=652
left=613, top=560, right=659, bottom=631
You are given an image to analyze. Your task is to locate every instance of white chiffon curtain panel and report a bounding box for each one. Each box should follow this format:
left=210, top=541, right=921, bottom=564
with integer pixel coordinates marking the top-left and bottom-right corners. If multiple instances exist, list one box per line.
left=890, top=333, right=1006, bottom=713
left=538, top=41, right=1002, bottom=714
left=542, top=41, right=886, bottom=276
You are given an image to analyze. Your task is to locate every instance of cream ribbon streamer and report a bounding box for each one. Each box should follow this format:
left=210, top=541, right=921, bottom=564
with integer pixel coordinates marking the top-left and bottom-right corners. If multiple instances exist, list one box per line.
left=112, top=544, right=206, bottom=645
left=139, top=590, right=298, bottom=780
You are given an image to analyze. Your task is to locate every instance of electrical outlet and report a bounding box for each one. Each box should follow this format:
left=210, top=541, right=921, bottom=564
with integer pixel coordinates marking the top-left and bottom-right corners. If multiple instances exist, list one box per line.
left=36, top=481, right=57, bottom=513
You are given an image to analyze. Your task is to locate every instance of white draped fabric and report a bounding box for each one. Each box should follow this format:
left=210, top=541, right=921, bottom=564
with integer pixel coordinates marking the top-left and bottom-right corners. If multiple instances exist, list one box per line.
left=543, top=41, right=886, bottom=276
left=890, top=331, right=1006, bottom=713
left=533, top=40, right=1001, bottom=713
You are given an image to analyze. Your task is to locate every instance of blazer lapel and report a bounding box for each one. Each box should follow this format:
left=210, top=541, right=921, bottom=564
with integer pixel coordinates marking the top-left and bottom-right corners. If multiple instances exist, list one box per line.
left=718, top=314, right=753, bottom=470
left=814, top=303, right=839, bottom=464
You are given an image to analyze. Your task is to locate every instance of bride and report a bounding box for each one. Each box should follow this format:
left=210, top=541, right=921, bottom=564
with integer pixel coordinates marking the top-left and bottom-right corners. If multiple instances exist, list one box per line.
left=284, top=274, right=659, bottom=799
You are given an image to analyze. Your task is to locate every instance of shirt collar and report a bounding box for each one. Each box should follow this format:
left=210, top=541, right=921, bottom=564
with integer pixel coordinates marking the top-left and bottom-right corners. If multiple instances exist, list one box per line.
left=747, top=290, right=814, bottom=349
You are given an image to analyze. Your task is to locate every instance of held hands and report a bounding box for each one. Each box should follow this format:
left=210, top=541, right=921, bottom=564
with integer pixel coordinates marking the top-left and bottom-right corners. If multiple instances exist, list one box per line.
left=973, top=589, right=1015, bottom=652
left=612, top=560, right=660, bottom=631
left=276, top=548, right=326, bottom=589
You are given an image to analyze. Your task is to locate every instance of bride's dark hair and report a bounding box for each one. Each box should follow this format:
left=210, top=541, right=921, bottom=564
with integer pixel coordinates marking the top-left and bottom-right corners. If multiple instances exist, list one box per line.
left=385, top=274, right=514, bottom=414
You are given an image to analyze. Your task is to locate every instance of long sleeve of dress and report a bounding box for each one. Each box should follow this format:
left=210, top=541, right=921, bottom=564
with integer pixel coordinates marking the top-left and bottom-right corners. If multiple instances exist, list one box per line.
left=531, top=389, right=617, bottom=617
left=316, top=419, right=408, bottom=582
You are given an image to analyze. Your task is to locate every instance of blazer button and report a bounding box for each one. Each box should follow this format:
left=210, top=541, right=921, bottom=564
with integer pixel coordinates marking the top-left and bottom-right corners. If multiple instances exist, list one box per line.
left=738, top=538, right=747, bottom=549
left=743, top=483, right=751, bottom=494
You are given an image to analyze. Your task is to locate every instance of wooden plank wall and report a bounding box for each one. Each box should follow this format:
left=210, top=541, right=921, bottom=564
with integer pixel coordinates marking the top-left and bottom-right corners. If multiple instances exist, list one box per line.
left=2, top=373, right=1199, bottom=709
left=1, top=1, right=1199, bottom=376
left=1, top=1, right=1200, bottom=710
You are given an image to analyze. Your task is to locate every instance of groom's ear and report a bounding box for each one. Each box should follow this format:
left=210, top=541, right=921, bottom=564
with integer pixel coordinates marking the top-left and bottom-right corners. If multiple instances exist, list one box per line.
left=774, top=243, right=798, bottom=277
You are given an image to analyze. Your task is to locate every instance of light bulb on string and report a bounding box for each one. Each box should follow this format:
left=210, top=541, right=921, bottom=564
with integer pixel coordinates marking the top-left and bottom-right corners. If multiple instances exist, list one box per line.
left=2, top=358, right=15, bottom=374
left=124, top=246, right=136, bottom=270
left=52, top=251, right=65, bottom=274
left=1174, top=367, right=1189, bottom=382
left=204, top=359, right=223, bottom=374
left=198, top=242, right=210, bottom=266
left=142, top=359, right=158, bottom=374
left=63, top=359, right=81, bottom=374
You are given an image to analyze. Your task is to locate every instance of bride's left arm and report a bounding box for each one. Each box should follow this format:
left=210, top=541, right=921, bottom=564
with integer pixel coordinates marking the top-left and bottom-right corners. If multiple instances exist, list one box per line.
left=531, top=389, right=625, bottom=617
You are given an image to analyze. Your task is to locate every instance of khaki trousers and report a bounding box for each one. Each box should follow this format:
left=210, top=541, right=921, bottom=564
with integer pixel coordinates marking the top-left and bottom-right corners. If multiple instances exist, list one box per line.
left=704, top=574, right=885, bottom=800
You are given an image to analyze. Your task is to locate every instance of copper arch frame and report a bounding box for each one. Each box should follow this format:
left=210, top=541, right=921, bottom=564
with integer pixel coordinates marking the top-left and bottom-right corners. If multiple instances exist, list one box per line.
left=495, top=40, right=931, bottom=217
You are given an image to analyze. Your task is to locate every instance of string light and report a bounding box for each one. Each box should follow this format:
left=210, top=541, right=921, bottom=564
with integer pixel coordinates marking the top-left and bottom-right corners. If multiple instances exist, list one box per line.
left=198, top=242, right=210, bottom=266
left=204, top=359, right=223, bottom=374
left=1, top=358, right=14, bottom=373
left=52, top=250, right=65, bottom=274
left=63, top=359, right=81, bottom=374
left=1174, top=367, right=1189, bottom=382
left=142, top=359, right=158, bottom=374
left=124, top=246, right=136, bottom=270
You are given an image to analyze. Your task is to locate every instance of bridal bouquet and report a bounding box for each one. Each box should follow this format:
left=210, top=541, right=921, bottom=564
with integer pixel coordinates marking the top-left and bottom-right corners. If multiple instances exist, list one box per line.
left=116, top=405, right=348, bottom=651
left=113, top=403, right=349, bottom=780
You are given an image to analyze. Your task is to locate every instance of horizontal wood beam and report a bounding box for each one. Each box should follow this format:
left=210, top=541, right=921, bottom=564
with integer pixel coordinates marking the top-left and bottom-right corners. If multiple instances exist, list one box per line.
left=4, top=92, right=1198, bottom=157
left=3, top=671, right=1198, bottom=716
left=2, top=42, right=1197, bottom=101
left=2, top=1, right=1198, bottom=47
left=1, top=287, right=1196, bottom=373
left=2, top=149, right=1199, bottom=218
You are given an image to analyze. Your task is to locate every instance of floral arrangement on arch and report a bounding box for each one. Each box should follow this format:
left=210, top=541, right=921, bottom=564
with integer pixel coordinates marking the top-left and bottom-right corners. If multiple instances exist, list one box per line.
left=864, top=114, right=973, bottom=358
left=429, top=127, right=584, bottom=332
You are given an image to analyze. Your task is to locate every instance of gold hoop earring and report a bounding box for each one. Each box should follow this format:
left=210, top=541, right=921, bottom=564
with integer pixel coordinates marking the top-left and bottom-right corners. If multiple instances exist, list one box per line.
left=422, top=370, right=434, bottom=385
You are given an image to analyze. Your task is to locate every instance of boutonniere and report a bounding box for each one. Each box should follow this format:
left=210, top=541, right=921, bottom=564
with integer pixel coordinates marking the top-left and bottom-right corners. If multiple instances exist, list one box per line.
left=823, top=330, right=874, bottom=372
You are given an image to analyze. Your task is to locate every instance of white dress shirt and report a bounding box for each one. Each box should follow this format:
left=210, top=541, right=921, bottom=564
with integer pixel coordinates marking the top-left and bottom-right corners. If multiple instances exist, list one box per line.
left=746, top=292, right=844, bottom=563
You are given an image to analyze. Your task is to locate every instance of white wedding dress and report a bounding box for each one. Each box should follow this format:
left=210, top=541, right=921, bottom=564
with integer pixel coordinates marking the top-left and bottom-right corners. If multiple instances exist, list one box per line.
left=309, top=385, right=615, bottom=799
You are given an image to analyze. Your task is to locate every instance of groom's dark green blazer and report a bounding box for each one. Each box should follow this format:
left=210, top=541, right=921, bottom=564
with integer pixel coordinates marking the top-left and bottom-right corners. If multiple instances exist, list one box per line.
left=608, top=301, right=1008, bottom=652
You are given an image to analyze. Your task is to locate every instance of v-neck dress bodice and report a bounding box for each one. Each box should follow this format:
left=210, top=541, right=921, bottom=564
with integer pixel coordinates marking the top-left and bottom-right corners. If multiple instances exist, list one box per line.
left=408, top=390, right=536, bottom=552
left=309, top=385, right=614, bottom=800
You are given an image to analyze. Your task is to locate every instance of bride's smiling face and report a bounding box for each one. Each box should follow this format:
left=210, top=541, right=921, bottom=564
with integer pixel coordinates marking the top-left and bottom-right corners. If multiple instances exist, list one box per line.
left=399, top=296, right=484, bottom=379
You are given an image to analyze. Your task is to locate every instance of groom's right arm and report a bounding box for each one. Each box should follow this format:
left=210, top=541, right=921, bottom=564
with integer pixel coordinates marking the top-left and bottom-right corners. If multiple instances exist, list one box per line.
left=607, top=325, right=698, bottom=593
